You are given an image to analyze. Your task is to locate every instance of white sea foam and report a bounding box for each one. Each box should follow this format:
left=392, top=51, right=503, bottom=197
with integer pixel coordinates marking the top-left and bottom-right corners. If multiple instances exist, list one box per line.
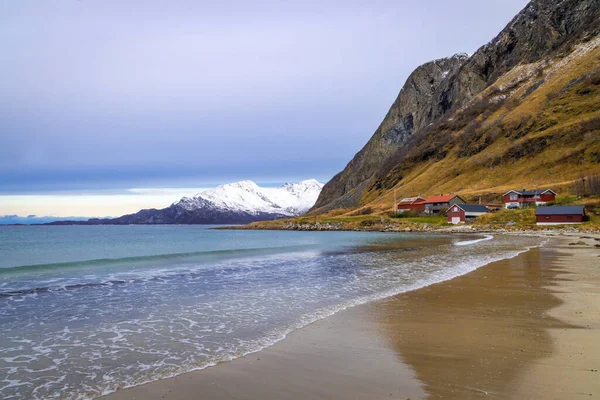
left=454, top=235, right=494, bottom=246
left=0, top=231, right=545, bottom=399
left=95, top=237, right=544, bottom=399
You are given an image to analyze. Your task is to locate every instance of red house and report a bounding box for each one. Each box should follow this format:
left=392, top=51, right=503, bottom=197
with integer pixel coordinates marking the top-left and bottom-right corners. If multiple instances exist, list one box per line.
left=503, top=189, right=556, bottom=209
left=447, top=204, right=490, bottom=224
left=424, top=194, right=466, bottom=215
left=397, top=197, right=426, bottom=213
left=536, top=206, right=586, bottom=225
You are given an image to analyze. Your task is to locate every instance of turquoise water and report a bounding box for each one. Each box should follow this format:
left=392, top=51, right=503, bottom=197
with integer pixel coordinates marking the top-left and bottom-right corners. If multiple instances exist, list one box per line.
left=0, top=226, right=543, bottom=399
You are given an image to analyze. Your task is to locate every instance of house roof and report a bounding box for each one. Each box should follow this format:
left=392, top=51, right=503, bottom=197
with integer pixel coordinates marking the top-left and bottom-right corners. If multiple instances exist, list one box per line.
left=447, top=204, right=489, bottom=213
left=536, top=206, right=585, bottom=215
left=424, top=194, right=462, bottom=204
left=503, top=189, right=557, bottom=196
left=398, top=197, right=426, bottom=205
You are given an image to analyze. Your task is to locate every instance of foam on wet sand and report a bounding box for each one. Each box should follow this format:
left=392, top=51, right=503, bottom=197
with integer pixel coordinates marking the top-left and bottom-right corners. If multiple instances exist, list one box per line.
left=104, top=234, right=600, bottom=399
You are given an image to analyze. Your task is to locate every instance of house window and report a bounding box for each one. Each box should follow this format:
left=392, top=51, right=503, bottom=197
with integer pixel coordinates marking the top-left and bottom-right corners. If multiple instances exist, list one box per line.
left=545, top=216, right=550, bottom=220
left=510, top=194, right=517, bottom=200
left=454, top=207, right=458, bottom=212
left=567, top=215, right=573, bottom=220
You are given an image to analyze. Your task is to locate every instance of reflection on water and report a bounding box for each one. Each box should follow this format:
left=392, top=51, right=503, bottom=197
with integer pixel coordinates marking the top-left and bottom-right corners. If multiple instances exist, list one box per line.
left=369, top=246, right=575, bottom=399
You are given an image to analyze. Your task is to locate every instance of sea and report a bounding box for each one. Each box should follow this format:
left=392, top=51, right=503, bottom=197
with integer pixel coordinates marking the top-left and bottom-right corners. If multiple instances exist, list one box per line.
left=0, top=225, right=544, bottom=399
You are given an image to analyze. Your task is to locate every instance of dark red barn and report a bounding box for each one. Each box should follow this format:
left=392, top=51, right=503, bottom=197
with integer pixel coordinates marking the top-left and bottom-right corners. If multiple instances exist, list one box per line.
left=536, top=206, right=586, bottom=225
left=397, top=197, right=426, bottom=212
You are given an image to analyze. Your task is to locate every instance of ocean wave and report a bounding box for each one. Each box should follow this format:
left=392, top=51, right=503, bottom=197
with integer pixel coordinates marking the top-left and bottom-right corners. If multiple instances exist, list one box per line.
left=0, top=244, right=316, bottom=275
left=96, top=236, right=545, bottom=399
left=0, top=232, right=545, bottom=399
left=0, top=248, right=320, bottom=297
left=454, top=235, right=494, bottom=246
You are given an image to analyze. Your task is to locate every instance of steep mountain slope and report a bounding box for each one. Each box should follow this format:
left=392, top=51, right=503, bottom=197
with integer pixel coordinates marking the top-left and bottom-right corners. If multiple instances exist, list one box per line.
left=52, top=180, right=324, bottom=225
left=313, top=0, right=600, bottom=213
left=313, top=54, right=469, bottom=210
left=361, top=38, right=600, bottom=211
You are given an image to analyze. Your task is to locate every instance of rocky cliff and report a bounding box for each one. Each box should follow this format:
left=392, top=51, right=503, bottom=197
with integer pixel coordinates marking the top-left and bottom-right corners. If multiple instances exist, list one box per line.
left=313, top=54, right=468, bottom=210
left=313, top=0, right=600, bottom=213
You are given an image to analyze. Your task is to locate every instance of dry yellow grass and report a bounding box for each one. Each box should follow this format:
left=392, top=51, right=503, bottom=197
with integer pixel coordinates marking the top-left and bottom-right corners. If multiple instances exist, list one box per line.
left=334, top=41, right=600, bottom=217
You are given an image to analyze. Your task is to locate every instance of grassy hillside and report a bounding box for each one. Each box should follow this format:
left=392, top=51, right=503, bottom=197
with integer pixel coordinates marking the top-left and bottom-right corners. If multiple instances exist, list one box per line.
left=314, top=38, right=600, bottom=217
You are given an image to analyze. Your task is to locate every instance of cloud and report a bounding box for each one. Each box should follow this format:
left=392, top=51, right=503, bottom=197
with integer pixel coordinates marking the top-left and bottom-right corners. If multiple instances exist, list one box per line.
left=127, top=188, right=209, bottom=196
left=0, top=0, right=530, bottom=195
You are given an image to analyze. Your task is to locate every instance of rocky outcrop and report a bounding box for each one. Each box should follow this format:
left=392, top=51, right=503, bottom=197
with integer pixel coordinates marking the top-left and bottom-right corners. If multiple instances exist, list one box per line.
left=313, top=0, right=600, bottom=213
left=434, top=0, right=600, bottom=120
left=313, top=54, right=468, bottom=210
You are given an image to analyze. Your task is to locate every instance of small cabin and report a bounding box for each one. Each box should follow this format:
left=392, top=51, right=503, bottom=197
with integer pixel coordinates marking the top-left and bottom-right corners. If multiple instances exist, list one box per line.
left=424, top=194, right=466, bottom=215
left=536, top=206, right=586, bottom=225
left=447, top=204, right=490, bottom=224
left=397, top=197, right=426, bottom=213
left=503, top=189, right=556, bottom=209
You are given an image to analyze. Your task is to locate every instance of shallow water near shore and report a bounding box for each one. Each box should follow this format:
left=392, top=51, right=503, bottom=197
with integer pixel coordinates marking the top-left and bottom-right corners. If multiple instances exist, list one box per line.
left=0, top=226, right=544, bottom=399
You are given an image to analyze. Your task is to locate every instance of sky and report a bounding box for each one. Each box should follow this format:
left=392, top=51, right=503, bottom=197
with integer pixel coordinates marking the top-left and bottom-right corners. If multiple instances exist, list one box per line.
left=0, top=0, right=530, bottom=218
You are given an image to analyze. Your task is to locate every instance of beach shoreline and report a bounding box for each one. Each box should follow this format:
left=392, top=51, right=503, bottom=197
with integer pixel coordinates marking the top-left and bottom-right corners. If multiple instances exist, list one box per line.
left=215, top=217, right=600, bottom=235
left=102, top=233, right=600, bottom=399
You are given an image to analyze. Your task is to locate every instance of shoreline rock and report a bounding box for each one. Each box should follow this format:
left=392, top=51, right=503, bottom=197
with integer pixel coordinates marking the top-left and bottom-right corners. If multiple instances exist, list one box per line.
left=219, top=221, right=598, bottom=236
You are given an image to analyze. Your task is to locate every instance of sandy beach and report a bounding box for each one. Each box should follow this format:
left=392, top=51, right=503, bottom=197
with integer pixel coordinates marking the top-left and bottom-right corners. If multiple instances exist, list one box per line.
left=104, top=235, right=600, bottom=400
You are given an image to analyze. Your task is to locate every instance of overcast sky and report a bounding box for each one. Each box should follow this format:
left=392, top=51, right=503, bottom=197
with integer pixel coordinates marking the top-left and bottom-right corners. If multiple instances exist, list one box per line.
left=0, top=0, right=529, bottom=217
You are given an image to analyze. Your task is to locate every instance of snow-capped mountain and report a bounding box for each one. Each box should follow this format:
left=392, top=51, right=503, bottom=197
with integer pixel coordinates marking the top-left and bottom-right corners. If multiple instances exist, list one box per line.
left=58, top=179, right=324, bottom=225
left=176, top=179, right=323, bottom=217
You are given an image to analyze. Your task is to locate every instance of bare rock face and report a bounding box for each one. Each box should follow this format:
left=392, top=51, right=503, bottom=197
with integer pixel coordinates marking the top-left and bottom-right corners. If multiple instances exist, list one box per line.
left=313, top=0, right=600, bottom=212
left=436, top=0, right=600, bottom=118
left=379, top=54, right=470, bottom=140
left=313, top=54, right=468, bottom=210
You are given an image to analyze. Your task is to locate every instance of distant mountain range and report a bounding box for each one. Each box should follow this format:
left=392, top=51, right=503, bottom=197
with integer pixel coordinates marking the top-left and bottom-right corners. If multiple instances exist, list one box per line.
left=0, top=215, right=90, bottom=225
left=47, top=179, right=324, bottom=225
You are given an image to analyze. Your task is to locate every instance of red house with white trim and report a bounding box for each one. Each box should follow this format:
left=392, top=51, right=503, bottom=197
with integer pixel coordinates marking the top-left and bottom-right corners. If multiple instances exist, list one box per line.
left=397, top=197, right=426, bottom=213
left=503, top=189, right=556, bottom=208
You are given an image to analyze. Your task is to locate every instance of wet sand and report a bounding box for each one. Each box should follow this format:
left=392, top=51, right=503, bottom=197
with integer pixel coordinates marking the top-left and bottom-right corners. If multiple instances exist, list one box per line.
left=104, top=236, right=600, bottom=400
